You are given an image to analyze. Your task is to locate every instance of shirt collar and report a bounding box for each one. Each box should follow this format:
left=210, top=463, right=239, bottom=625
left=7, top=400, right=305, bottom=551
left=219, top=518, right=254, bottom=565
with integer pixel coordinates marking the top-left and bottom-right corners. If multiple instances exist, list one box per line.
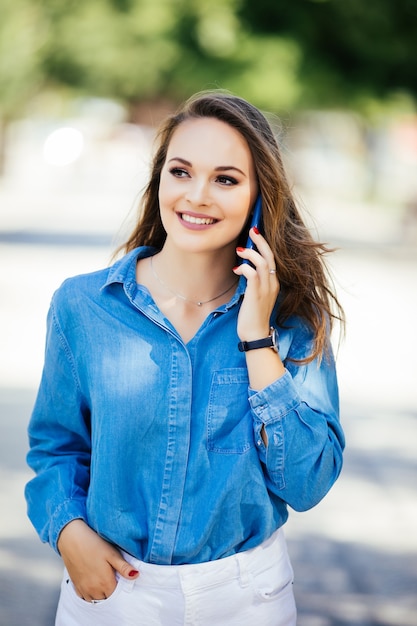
left=101, top=246, right=157, bottom=290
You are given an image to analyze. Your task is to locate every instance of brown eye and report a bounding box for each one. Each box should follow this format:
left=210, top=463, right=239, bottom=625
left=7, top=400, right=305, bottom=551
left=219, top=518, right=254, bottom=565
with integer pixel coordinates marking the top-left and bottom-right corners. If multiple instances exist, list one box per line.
left=169, top=167, right=189, bottom=178
left=216, top=175, right=238, bottom=185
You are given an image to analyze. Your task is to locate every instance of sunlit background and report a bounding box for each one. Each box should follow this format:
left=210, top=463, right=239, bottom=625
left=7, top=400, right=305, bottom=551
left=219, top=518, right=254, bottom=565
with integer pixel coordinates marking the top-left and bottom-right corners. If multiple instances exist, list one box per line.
left=1, top=1, right=417, bottom=624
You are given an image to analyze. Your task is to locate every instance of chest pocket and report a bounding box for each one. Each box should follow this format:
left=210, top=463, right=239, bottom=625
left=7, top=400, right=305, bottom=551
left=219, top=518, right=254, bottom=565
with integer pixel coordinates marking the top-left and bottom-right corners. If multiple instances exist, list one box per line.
left=207, top=368, right=254, bottom=454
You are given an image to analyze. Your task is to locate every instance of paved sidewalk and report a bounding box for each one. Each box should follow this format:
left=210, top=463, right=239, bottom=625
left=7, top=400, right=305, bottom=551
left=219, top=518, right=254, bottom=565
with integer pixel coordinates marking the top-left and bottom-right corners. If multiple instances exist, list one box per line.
left=0, top=387, right=62, bottom=626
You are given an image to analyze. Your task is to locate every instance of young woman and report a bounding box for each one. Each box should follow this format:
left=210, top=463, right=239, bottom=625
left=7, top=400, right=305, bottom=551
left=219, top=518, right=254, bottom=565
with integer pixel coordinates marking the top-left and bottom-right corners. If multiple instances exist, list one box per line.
left=26, top=91, right=345, bottom=625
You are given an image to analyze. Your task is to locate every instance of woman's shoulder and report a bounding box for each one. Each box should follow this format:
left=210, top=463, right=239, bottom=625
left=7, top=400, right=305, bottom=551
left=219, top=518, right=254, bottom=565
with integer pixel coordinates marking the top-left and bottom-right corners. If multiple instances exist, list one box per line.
left=51, top=247, right=154, bottom=309
left=54, top=265, right=112, bottom=301
left=47, top=267, right=112, bottom=332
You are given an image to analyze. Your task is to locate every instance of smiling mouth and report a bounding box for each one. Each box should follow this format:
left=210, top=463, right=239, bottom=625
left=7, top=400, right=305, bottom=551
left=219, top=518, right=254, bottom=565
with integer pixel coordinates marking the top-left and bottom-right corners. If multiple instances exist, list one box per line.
left=181, top=213, right=217, bottom=225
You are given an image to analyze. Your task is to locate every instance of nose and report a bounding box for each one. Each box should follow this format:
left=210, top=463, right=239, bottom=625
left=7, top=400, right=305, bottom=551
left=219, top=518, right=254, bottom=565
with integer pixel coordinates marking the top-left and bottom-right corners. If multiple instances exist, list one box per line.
left=185, top=178, right=211, bottom=207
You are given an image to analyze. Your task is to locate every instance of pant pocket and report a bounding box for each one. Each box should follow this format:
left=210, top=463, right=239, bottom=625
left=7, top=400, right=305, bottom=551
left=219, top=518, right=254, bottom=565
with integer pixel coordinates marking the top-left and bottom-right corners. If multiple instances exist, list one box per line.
left=250, top=559, right=294, bottom=602
left=55, top=569, right=131, bottom=626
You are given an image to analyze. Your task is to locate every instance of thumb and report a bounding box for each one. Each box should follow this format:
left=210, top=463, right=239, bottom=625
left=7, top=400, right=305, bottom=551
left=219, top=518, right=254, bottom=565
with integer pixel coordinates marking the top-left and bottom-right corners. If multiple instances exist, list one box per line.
left=109, top=552, right=139, bottom=580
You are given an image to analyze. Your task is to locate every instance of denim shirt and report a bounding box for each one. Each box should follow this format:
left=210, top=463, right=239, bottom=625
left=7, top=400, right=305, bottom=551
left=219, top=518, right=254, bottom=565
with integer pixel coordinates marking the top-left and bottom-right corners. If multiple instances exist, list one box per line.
left=25, top=246, right=345, bottom=565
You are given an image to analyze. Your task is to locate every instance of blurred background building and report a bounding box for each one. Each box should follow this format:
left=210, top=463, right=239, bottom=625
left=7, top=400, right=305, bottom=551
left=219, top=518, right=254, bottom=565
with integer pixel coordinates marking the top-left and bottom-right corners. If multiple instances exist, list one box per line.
left=1, top=1, right=416, bottom=624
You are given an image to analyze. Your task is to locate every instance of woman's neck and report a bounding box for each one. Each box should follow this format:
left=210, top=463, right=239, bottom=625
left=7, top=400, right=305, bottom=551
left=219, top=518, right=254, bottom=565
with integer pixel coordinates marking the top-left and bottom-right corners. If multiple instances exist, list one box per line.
left=153, top=245, right=237, bottom=306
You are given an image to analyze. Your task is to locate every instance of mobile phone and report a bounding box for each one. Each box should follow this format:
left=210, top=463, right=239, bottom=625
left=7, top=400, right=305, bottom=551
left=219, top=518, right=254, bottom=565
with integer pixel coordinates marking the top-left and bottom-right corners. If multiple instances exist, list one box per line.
left=241, top=194, right=263, bottom=266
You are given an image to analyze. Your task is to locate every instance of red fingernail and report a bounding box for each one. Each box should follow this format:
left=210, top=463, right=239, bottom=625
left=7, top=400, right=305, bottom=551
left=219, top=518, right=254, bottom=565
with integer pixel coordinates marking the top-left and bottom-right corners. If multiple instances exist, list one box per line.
left=236, top=247, right=244, bottom=252
left=232, top=266, right=239, bottom=271
left=252, top=226, right=260, bottom=235
left=129, top=570, right=139, bottom=577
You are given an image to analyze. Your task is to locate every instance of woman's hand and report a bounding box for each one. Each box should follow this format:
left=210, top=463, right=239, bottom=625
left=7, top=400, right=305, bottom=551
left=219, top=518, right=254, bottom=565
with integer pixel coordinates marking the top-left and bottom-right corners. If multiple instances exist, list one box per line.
left=233, top=227, right=280, bottom=342
left=233, top=228, right=285, bottom=394
left=57, top=519, right=139, bottom=602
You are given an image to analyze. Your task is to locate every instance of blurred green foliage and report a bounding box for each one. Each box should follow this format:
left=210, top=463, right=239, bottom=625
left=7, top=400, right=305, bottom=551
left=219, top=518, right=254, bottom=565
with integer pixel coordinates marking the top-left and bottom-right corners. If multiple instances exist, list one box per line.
left=238, top=0, right=417, bottom=109
left=0, top=0, right=416, bottom=122
left=0, top=0, right=44, bottom=117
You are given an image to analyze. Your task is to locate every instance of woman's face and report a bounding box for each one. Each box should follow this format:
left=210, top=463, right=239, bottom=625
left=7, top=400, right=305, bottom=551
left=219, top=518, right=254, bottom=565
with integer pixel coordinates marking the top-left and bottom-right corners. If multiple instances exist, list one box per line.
left=158, top=117, right=258, bottom=256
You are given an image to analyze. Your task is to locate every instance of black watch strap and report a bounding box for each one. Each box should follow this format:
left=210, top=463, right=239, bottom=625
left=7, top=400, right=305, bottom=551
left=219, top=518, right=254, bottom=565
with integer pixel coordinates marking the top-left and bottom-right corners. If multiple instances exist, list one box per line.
left=238, top=328, right=278, bottom=353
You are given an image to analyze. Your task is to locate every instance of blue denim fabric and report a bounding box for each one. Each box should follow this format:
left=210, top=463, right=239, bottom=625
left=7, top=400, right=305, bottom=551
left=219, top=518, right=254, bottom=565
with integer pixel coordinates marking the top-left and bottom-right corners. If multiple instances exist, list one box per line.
left=25, top=246, right=345, bottom=565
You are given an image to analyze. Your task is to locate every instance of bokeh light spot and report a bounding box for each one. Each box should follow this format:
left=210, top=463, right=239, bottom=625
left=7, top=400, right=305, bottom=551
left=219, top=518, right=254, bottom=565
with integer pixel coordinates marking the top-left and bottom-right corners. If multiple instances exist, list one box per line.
left=43, top=127, right=84, bottom=166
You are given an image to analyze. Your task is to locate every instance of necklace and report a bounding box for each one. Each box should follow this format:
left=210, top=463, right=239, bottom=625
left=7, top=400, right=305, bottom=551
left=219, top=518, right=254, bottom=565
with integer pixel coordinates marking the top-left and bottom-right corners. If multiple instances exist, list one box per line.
left=150, top=256, right=238, bottom=307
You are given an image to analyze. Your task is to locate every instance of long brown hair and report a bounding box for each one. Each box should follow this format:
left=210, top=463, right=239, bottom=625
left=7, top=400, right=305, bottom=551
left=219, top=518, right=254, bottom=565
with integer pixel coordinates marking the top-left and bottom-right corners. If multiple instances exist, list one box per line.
left=118, top=91, right=344, bottom=362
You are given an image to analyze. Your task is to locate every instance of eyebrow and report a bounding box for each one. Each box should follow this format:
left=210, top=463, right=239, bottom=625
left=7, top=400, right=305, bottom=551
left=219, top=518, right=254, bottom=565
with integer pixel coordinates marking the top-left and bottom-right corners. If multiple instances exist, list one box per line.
left=168, top=157, right=246, bottom=177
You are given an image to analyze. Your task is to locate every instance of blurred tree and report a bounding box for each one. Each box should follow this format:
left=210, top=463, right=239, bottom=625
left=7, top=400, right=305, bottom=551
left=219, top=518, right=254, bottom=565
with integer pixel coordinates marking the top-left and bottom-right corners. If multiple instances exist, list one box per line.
left=28, top=0, right=302, bottom=116
left=0, top=0, right=45, bottom=173
left=37, top=0, right=181, bottom=101
left=237, top=0, right=417, bottom=107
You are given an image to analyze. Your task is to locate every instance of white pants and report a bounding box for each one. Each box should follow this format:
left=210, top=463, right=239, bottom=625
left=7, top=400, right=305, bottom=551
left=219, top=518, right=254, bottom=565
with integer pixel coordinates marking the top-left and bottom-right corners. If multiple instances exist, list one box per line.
left=55, top=528, right=296, bottom=626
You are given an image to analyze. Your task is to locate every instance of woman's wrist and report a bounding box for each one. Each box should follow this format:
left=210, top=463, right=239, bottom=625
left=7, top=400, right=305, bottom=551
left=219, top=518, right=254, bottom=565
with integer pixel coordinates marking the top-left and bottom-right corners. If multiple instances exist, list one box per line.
left=57, top=518, right=89, bottom=554
left=238, top=325, right=271, bottom=342
left=245, top=347, right=285, bottom=390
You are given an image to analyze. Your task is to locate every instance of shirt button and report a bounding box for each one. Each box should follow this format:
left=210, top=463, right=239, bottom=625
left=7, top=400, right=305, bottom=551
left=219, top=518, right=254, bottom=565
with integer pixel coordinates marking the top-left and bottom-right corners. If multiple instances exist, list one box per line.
left=257, top=439, right=262, bottom=446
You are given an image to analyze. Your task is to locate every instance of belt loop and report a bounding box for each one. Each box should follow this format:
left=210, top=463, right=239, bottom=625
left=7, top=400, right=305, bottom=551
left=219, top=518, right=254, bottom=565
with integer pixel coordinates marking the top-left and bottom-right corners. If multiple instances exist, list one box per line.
left=237, top=554, right=250, bottom=589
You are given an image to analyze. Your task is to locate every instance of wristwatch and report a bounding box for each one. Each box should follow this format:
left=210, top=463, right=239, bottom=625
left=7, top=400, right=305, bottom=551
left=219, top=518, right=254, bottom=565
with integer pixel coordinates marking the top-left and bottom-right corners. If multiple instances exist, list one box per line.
left=238, top=328, right=279, bottom=353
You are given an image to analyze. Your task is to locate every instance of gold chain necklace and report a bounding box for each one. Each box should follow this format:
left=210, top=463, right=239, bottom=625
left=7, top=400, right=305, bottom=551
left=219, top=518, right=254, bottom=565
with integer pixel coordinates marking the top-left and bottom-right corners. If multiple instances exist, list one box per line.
left=150, top=256, right=238, bottom=307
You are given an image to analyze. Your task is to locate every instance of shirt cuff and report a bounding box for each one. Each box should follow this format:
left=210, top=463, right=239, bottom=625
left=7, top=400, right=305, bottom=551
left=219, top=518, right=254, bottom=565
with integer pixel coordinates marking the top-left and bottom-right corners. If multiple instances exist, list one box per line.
left=50, top=498, right=88, bottom=554
left=249, top=369, right=301, bottom=423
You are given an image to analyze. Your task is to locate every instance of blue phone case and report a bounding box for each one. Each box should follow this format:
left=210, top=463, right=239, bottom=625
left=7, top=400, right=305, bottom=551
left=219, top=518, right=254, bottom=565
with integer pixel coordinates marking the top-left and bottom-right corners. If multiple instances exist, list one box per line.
left=242, top=195, right=263, bottom=265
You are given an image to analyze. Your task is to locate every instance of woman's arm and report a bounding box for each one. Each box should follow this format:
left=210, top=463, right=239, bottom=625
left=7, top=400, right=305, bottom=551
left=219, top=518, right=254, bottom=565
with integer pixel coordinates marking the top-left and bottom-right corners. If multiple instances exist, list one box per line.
left=249, top=335, right=344, bottom=511
left=25, top=296, right=138, bottom=599
left=25, top=300, right=91, bottom=550
left=233, top=229, right=344, bottom=510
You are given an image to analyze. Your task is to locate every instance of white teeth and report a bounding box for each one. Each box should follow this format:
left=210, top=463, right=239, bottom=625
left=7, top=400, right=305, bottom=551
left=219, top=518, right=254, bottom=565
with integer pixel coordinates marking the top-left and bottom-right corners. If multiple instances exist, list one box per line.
left=182, top=214, right=215, bottom=225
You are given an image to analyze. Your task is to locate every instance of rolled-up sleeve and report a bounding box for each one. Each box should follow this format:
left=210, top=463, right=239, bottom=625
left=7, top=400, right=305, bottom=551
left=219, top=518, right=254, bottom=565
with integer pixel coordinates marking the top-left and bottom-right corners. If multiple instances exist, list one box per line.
left=249, top=326, right=345, bottom=512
